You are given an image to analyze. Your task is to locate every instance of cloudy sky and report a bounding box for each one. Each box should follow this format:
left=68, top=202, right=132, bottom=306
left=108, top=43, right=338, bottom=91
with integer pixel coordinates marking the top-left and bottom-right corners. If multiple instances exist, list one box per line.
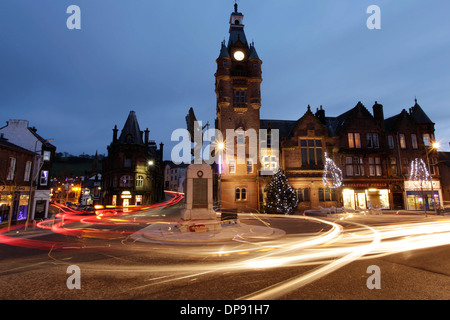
left=1, top=0, right=449, bottom=158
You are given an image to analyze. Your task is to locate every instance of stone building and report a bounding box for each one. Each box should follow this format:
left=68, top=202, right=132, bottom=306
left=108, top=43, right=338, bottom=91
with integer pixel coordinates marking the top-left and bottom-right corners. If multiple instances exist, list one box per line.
left=102, top=111, right=164, bottom=207
left=214, top=5, right=442, bottom=213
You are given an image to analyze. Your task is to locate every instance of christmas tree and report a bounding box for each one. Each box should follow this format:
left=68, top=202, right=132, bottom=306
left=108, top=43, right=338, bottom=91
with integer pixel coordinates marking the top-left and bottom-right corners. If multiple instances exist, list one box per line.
left=264, top=169, right=298, bottom=215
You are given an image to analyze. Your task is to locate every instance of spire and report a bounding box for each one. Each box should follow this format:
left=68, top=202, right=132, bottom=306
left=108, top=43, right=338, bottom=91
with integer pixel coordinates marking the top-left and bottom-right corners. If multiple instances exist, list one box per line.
left=234, top=1, right=238, bottom=13
left=118, top=111, right=144, bottom=145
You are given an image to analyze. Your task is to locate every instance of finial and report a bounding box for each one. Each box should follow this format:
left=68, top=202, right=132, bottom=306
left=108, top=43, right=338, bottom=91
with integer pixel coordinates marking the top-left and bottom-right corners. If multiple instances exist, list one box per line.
left=234, top=1, right=238, bottom=13
left=414, top=96, right=418, bottom=104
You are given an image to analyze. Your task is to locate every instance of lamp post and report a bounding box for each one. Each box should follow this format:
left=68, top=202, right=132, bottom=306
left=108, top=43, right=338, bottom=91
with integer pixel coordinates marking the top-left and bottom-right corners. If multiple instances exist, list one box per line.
left=425, top=141, right=440, bottom=213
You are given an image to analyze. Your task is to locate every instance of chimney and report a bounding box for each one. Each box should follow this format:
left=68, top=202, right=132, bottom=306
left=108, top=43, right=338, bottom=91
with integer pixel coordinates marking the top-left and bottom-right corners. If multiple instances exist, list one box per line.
left=373, top=101, right=384, bottom=122
left=144, top=128, right=150, bottom=145
left=315, top=105, right=326, bottom=123
left=159, top=142, right=164, bottom=161
left=113, top=125, right=118, bottom=143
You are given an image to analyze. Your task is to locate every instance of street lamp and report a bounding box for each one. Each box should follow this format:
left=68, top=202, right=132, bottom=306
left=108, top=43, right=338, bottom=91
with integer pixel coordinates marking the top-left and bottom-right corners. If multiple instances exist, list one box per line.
left=425, top=141, right=440, bottom=213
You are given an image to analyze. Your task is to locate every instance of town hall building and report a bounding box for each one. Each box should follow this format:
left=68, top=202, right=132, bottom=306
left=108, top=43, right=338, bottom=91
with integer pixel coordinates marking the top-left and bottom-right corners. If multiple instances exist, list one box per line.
left=214, top=4, right=442, bottom=213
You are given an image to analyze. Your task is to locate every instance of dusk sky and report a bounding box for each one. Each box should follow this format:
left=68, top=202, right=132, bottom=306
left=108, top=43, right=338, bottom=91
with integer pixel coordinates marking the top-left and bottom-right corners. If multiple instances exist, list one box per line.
left=1, top=0, right=449, bottom=159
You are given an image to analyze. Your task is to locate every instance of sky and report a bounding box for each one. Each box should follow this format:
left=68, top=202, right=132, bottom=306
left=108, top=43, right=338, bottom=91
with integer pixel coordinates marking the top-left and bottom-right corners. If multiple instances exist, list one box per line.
left=1, top=0, right=449, bottom=159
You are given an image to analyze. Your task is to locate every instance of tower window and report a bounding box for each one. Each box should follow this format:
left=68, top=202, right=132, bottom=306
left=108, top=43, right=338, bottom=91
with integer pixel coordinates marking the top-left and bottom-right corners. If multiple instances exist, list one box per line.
left=235, top=91, right=245, bottom=103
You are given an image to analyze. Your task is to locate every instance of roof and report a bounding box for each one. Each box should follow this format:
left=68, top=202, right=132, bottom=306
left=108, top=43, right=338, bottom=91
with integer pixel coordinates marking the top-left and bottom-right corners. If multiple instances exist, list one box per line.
left=260, top=119, right=297, bottom=138
left=118, top=111, right=144, bottom=145
left=0, top=138, right=35, bottom=155
left=410, top=101, right=433, bottom=124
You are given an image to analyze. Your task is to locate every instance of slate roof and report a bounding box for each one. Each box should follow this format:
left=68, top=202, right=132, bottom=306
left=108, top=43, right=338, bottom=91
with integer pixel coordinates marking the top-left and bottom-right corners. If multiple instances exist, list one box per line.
left=118, top=111, right=144, bottom=145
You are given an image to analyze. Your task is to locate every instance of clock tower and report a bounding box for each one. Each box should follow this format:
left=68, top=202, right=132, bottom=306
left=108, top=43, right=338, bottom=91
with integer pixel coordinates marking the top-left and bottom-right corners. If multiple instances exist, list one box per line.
left=215, top=3, right=262, bottom=212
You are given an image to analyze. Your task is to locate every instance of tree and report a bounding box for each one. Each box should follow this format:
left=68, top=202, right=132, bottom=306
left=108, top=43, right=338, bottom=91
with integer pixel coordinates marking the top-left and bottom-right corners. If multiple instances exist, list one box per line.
left=264, top=169, right=298, bottom=215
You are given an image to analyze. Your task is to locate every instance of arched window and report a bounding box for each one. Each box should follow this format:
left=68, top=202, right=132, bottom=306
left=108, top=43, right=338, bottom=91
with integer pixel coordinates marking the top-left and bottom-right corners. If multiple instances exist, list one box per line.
left=136, top=175, right=144, bottom=188
left=235, top=188, right=241, bottom=201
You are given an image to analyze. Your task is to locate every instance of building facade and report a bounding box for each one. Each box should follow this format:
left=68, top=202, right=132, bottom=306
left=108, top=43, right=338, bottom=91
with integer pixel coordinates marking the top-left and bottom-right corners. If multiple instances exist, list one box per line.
left=102, top=111, right=164, bottom=207
left=0, top=120, right=56, bottom=221
left=215, top=5, right=442, bottom=213
left=0, top=137, right=35, bottom=225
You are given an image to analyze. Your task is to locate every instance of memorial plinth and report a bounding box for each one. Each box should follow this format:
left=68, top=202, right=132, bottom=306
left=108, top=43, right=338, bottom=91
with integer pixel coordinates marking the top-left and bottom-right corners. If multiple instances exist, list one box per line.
left=178, top=164, right=221, bottom=232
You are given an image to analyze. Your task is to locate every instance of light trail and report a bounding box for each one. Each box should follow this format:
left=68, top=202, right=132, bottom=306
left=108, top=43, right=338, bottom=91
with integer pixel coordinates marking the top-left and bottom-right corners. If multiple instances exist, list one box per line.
left=1, top=197, right=450, bottom=299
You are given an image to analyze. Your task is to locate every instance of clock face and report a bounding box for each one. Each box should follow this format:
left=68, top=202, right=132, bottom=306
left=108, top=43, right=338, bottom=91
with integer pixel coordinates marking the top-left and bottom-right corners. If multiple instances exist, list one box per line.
left=234, top=50, right=245, bottom=61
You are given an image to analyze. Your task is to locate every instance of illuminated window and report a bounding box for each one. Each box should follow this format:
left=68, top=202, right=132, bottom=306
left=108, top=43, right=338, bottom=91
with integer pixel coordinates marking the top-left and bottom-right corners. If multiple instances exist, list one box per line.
left=348, top=133, right=361, bottom=148
left=136, top=175, right=144, bottom=187
left=40, top=170, right=48, bottom=186
left=399, top=134, right=406, bottom=149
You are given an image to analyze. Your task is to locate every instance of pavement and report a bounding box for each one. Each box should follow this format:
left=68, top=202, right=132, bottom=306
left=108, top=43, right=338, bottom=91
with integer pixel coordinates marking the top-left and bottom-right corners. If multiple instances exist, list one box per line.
left=130, top=219, right=286, bottom=245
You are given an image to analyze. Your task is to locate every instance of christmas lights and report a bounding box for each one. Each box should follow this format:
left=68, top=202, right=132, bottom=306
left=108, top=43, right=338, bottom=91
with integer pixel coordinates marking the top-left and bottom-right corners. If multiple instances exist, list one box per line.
left=409, top=158, right=431, bottom=189
left=322, top=152, right=343, bottom=189
left=264, top=169, right=298, bottom=215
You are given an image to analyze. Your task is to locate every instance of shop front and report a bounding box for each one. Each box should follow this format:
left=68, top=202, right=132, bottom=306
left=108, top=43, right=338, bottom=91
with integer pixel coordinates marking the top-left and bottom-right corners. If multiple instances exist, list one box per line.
left=404, top=180, right=442, bottom=211
left=342, top=182, right=390, bottom=210
left=0, top=186, right=30, bottom=224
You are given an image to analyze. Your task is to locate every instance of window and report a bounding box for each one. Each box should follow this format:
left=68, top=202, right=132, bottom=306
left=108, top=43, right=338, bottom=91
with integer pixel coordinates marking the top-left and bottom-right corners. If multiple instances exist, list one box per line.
left=374, top=134, right=379, bottom=148
left=124, top=158, right=131, bottom=168
left=390, top=158, right=398, bottom=175
left=319, top=188, right=334, bottom=202
left=241, top=188, right=247, bottom=201
left=297, top=188, right=303, bottom=202
left=40, top=170, right=48, bottom=186
left=246, top=160, right=253, bottom=174
left=262, top=156, right=278, bottom=170
left=24, top=161, right=32, bottom=182
left=348, top=133, right=361, bottom=148
left=399, top=134, right=406, bottom=149
left=422, top=133, right=431, bottom=147
left=235, top=91, right=245, bottom=103
left=300, top=139, right=323, bottom=166
left=136, top=175, right=144, bottom=188
left=7, top=157, right=16, bottom=181
left=411, top=134, right=418, bottom=149
left=120, top=175, right=133, bottom=187
left=43, top=151, right=51, bottom=161
left=368, top=157, right=382, bottom=176
left=237, top=131, right=245, bottom=144
left=235, top=187, right=247, bottom=201
left=375, top=157, right=382, bottom=176
left=229, top=159, right=236, bottom=174
left=388, top=136, right=394, bottom=149
left=346, top=157, right=354, bottom=176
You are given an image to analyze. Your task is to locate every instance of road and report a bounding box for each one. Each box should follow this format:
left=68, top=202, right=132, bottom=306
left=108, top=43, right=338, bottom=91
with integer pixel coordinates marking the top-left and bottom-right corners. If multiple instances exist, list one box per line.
left=1, top=193, right=449, bottom=307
